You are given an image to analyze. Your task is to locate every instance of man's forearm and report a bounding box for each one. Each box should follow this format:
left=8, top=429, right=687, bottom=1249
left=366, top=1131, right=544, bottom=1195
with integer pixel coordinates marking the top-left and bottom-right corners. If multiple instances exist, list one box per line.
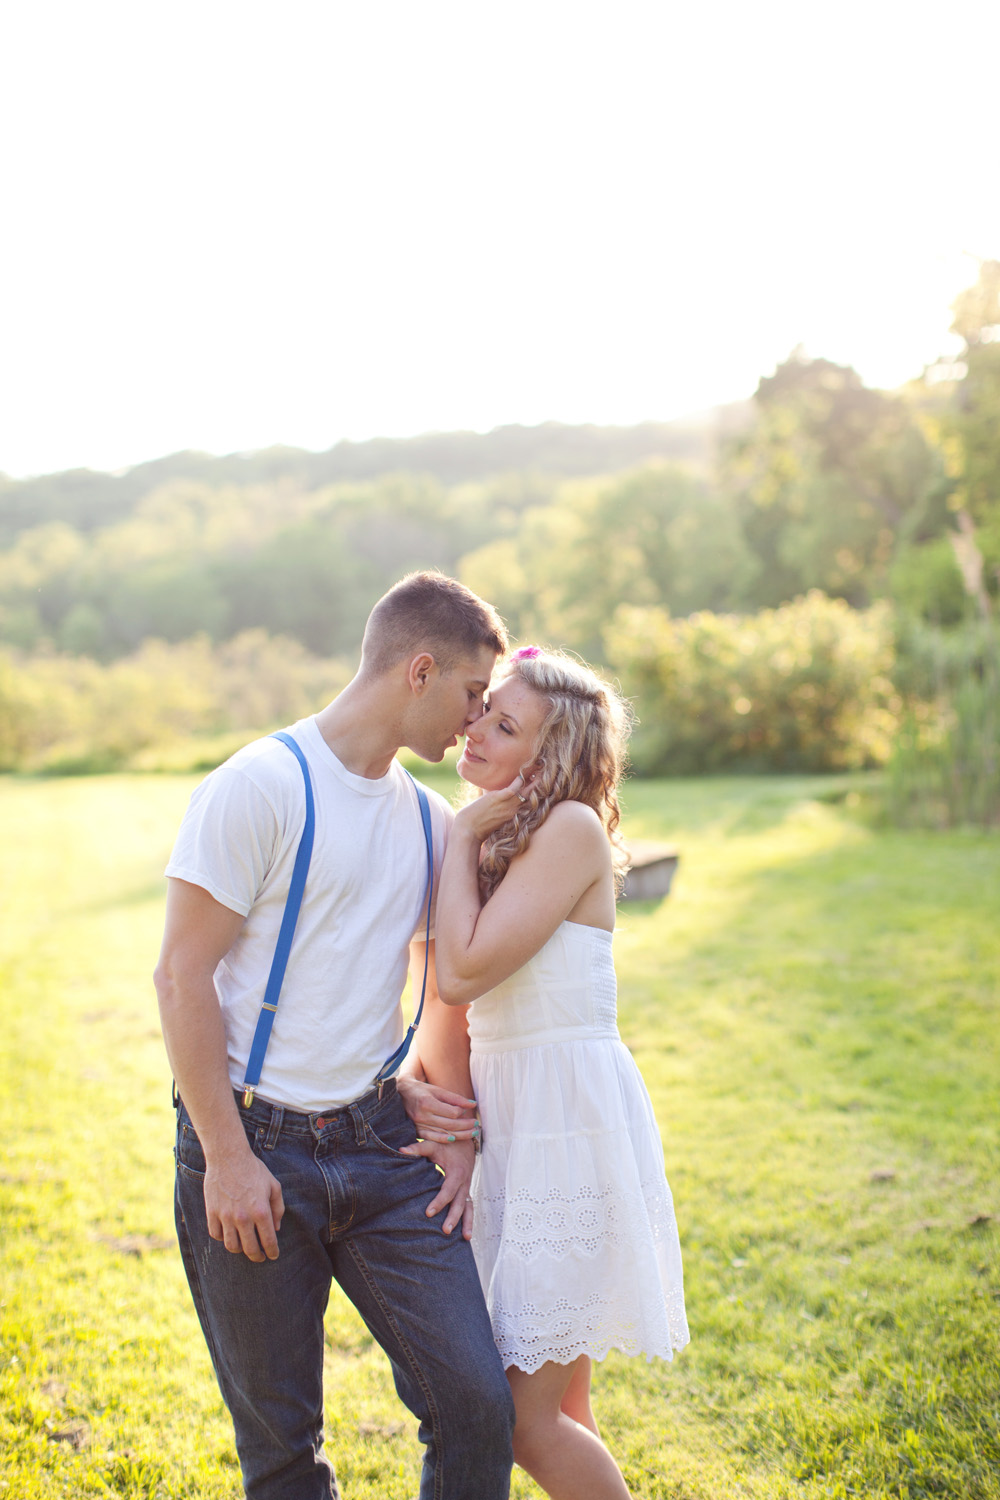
left=409, top=939, right=474, bottom=1096
left=156, top=972, right=249, bottom=1159
left=418, top=994, right=474, bottom=1097
left=155, top=878, right=284, bottom=1260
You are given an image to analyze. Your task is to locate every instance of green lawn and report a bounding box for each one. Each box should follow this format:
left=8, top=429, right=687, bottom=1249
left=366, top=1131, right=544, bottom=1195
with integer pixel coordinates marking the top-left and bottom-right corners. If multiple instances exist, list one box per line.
left=1, top=770, right=997, bottom=1499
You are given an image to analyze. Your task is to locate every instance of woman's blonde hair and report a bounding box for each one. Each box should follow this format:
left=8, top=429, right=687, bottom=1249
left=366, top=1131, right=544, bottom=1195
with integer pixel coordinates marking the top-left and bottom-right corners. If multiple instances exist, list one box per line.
left=476, top=647, right=633, bottom=901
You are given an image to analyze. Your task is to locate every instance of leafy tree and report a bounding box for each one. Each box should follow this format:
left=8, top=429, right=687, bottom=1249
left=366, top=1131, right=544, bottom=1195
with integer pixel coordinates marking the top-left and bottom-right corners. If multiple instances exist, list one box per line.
left=460, top=502, right=584, bottom=649
left=57, top=602, right=108, bottom=656
left=217, top=519, right=379, bottom=657
left=460, top=466, right=753, bottom=658
left=551, top=466, right=753, bottom=653
left=936, top=259, right=1000, bottom=610
left=0, top=601, right=44, bottom=650
left=724, top=353, right=941, bottom=608
left=0, top=522, right=90, bottom=639
left=102, top=561, right=230, bottom=653
left=888, top=539, right=967, bottom=627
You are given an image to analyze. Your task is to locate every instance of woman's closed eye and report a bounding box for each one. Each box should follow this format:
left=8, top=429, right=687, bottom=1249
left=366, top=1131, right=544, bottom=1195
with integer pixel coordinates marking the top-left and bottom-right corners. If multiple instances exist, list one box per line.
left=482, top=697, right=514, bottom=735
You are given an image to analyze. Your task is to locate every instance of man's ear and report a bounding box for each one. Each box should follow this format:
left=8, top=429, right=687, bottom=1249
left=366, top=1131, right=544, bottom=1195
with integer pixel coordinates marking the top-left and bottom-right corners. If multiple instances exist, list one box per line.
left=406, top=653, right=437, bottom=694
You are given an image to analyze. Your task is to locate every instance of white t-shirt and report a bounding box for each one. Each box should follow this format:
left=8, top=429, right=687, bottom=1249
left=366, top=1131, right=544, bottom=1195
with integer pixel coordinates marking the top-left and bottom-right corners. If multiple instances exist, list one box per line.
left=165, top=716, right=452, bottom=1112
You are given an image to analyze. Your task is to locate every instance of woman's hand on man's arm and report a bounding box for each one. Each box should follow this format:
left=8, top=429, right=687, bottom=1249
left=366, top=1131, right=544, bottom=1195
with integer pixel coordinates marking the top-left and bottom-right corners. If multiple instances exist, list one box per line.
left=396, top=1073, right=479, bottom=1142
left=397, top=940, right=480, bottom=1237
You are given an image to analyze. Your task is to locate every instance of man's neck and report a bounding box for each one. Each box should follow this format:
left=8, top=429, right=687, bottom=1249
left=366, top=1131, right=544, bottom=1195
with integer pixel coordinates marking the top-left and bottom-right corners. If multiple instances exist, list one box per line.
left=314, top=679, right=404, bottom=780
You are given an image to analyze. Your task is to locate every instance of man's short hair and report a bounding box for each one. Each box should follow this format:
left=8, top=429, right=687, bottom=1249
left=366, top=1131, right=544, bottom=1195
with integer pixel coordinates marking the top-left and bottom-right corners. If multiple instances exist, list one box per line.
left=361, top=571, right=508, bottom=677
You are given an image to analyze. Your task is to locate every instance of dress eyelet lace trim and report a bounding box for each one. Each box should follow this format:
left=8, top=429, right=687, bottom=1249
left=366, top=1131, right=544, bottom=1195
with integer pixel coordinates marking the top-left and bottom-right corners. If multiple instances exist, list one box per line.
left=473, top=1182, right=690, bottom=1373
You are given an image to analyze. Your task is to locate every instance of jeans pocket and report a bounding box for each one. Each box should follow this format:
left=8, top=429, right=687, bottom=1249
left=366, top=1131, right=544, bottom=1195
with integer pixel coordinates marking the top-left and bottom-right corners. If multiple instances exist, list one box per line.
left=176, top=1113, right=266, bottom=1178
left=365, top=1101, right=420, bottom=1160
left=176, top=1118, right=207, bottom=1178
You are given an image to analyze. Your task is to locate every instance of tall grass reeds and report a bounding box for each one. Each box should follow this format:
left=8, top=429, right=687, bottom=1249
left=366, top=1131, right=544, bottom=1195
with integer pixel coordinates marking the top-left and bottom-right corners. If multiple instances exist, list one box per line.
left=887, top=616, right=1000, bottom=828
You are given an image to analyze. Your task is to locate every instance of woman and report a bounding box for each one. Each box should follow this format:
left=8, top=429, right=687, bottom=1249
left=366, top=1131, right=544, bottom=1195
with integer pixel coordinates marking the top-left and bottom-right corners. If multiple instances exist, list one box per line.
left=407, top=646, right=688, bottom=1499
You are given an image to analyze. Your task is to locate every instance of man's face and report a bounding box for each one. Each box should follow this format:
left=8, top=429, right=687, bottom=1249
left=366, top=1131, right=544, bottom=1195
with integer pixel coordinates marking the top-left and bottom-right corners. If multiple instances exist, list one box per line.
left=411, top=644, right=498, bottom=762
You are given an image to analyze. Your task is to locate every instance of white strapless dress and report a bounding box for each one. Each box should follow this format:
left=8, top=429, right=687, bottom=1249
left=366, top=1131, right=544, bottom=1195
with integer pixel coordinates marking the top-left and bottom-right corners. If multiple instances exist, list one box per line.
left=468, top=920, right=690, bottom=1374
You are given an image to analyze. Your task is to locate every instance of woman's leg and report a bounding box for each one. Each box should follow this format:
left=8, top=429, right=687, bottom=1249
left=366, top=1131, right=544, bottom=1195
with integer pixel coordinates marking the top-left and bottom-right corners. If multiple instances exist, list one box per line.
left=559, top=1354, right=599, bottom=1437
left=506, top=1358, right=630, bottom=1500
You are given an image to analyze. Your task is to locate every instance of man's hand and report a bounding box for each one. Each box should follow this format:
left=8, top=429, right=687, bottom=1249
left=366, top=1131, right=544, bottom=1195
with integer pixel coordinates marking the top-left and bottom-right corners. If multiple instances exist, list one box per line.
left=204, top=1147, right=285, bottom=1262
left=157, top=878, right=285, bottom=1262
left=399, top=1137, right=476, bottom=1239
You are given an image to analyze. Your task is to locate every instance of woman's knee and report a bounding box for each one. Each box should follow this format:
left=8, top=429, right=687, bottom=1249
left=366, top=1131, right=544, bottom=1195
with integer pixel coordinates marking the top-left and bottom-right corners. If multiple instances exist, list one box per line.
left=511, top=1411, right=559, bottom=1473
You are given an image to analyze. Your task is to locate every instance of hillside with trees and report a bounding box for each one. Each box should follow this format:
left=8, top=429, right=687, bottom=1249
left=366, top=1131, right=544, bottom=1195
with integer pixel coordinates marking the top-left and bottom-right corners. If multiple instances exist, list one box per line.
left=0, top=412, right=745, bottom=545
left=1, top=263, right=997, bottom=823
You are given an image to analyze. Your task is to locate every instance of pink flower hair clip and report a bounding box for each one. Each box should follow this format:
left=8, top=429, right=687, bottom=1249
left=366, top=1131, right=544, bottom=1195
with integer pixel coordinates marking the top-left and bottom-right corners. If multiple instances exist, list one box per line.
left=512, top=645, right=541, bottom=660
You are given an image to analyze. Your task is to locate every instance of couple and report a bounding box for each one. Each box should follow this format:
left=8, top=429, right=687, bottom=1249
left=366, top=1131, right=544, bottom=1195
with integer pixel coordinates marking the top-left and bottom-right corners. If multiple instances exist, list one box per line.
left=155, top=571, right=688, bottom=1500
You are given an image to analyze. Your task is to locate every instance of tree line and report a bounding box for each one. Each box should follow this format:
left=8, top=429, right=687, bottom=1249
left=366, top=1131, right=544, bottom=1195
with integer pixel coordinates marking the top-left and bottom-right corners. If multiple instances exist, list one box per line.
left=1, top=262, right=997, bottom=819
left=0, top=417, right=729, bottom=548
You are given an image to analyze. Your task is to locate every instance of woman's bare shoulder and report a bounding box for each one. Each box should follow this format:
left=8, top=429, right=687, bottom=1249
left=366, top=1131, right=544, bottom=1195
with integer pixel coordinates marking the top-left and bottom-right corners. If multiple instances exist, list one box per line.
left=533, top=798, right=608, bottom=848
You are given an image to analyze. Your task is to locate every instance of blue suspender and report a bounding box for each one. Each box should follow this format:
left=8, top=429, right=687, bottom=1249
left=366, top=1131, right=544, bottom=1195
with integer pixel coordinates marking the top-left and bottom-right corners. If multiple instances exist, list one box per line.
left=240, top=733, right=434, bottom=1108
left=375, top=778, right=434, bottom=1087
left=240, top=732, right=315, bottom=1106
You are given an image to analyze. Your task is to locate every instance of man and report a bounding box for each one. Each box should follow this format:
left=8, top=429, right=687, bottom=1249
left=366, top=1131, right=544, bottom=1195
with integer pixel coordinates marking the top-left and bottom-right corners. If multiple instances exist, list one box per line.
left=154, top=572, right=514, bottom=1500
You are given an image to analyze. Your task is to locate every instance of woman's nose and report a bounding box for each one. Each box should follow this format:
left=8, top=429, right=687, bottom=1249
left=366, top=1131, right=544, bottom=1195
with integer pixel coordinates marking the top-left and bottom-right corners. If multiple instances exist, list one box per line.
left=465, top=710, right=485, bottom=740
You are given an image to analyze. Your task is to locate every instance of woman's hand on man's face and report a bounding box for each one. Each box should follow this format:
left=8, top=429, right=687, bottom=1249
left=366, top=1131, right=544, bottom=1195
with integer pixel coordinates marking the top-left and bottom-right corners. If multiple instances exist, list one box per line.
left=455, top=774, right=533, bottom=841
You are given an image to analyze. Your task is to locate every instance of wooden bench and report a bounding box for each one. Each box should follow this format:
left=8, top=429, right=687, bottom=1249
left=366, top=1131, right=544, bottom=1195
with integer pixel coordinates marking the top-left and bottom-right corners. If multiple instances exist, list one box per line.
left=621, top=841, right=680, bottom=902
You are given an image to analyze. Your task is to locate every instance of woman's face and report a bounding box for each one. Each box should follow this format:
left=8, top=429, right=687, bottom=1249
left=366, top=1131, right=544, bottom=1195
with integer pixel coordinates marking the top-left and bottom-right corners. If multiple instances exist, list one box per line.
left=457, top=673, right=547, bottom=792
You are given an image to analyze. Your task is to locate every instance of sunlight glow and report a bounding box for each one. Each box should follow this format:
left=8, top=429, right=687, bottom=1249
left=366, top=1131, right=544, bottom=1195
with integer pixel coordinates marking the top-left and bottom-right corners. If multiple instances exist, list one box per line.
left=0, top=0, right=997, bottom=478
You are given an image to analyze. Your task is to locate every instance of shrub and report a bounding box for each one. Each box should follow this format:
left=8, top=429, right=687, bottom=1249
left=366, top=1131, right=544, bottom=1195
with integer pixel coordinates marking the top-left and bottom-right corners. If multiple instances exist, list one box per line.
left=0, top=633, right=349, bottom=773
left=604, top=592, right=899, bottom=774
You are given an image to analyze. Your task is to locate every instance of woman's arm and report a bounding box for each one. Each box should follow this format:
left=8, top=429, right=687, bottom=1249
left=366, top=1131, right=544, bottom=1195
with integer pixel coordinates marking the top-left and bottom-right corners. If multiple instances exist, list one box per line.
left=435, top=798, right=611, bottom=1005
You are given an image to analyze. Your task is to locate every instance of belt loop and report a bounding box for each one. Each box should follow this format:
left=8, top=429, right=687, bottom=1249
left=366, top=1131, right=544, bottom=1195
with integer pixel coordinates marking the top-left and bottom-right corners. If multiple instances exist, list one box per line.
left=264, top=1104, right=284, bottom=1150
left=348, top=1103, right=367, bottom=1146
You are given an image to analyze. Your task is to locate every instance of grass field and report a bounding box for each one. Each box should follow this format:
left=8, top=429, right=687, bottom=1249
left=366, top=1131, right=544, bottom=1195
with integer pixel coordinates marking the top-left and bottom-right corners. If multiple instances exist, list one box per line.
left=1, top=769, right=998, bottom=1499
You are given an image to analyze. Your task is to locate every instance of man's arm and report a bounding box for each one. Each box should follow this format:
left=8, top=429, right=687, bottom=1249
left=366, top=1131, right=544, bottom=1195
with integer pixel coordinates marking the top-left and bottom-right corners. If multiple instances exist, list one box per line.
left=154, top=877, right=285, bottom=1262
left=398, top=939, right=478, bottom=1238
left=412, top=940, right=476, bottom=1097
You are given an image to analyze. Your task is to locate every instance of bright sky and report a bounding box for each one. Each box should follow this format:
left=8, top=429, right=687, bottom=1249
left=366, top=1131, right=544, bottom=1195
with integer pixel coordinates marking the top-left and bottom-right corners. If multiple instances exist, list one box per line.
left=1, top=0, right=997, bottom=479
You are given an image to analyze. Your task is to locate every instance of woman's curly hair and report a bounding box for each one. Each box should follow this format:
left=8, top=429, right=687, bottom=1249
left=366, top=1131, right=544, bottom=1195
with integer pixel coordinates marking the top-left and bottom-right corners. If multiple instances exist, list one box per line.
left=476, top=647, right=633, bottom=901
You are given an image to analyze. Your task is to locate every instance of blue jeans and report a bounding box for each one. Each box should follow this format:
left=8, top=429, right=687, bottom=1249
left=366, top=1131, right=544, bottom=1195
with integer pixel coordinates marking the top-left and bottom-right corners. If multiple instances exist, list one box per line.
left=174, top=1081, right=514, bottom=1500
